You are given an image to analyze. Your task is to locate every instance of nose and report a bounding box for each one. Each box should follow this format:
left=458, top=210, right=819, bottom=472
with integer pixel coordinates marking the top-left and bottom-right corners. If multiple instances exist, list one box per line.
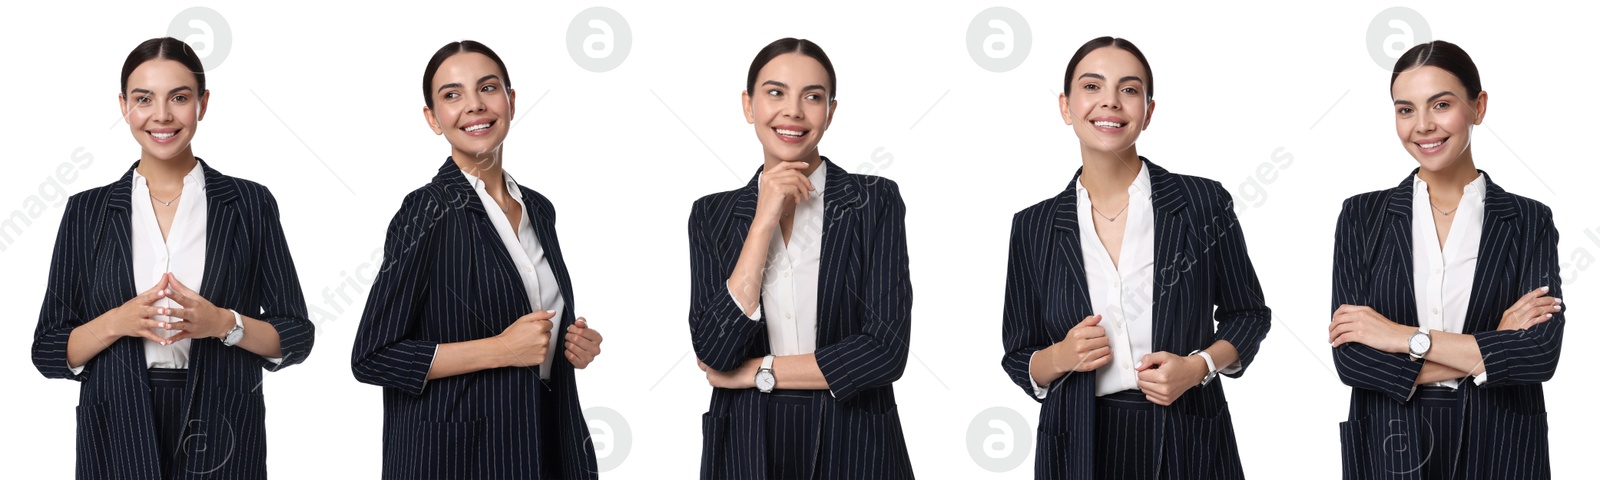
left=782, top=96, right=804, bottom=120
left=1100, top=94, right=1122, bottom=111
left=154, top=99, right=175, bottom=123
left=465, top=90, right=487, bottom=113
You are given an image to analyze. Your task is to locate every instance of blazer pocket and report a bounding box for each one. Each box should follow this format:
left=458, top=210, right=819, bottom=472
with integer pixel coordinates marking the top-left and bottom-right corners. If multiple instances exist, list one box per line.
left=74, top=401, right=111, bottom=479
left=860, top=406, right=913, bottom=478
left=185, top=389, right=268, bottom=476
left=1034, top=427, right=1073, bottom=479
left=1171, top=405, right=1230, bottom=480
left=1476, top=409, right=1550, bottom=479
left=700, top=412, right=730, bottom=480
left=1337, top=416, right=1371, bottom=480
left=408, top=419, right=485, bottom=478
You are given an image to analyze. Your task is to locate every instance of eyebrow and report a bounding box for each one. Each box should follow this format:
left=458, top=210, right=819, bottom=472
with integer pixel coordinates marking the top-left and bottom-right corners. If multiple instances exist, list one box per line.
left=1393, top=91, right=1459, bottom=106
left=128, top=86, right=193, bottom=96
left=1075, top=73, right=1144, bottom=85
left=437, top=74, right=502, bottom=93
left=760, top=80, right=829, bottom=94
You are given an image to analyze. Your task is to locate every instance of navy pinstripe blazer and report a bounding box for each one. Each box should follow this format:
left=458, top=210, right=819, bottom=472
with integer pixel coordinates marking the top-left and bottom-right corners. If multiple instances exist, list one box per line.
left=351, top=159, right=597, bottom=479
left=1332, top=170, right=1562, bottom=480
left=688, top=158, right=915, bottom=479
left=1000, top=159, right=1271, bottom=480
left=31, top=159, right=314, bottom=480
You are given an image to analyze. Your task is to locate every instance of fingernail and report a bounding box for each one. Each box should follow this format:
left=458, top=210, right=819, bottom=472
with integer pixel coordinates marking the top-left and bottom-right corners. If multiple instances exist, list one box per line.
left=1554, top=298, right=1562, bottom=305
left=1135, top=362, right=1143, bottom=369
left=1545, top=313, right=1553, bottom=319
left=1542, top=286, right=1550, bottom=291
left=1553, top=305, right=1561, bottom=311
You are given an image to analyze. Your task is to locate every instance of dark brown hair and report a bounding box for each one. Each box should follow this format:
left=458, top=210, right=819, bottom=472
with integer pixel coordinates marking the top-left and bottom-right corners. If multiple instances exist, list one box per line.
left=1063, top=36, right=1154, bottom=101
left=746, top=38, right=837, bottom=101
left=1391, top=40, right=1482, bottom=99
left=120, top=37, right=206, bottom=96
left=422, top=40, right=512, bottom=108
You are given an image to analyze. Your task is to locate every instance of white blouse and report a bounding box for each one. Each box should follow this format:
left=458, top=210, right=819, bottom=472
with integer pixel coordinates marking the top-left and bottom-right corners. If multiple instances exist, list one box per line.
left=730, top=165, right=828, bottom=357
left=1411, top=173, right=1489, bottom=389
left=134, top=163, right=207, bottom=369
left=463, top=168, right=565, bottom=380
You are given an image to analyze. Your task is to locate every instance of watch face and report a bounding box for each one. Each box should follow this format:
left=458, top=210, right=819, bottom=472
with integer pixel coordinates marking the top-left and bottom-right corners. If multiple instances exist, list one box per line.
left=756, top=371, right=776, bottom=390
left=1410, top=333, right=1430, bottom=353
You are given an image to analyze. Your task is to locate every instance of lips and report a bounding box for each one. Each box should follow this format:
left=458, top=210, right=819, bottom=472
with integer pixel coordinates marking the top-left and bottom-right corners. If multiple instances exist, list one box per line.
left=147, top=128, right=180, bottom=144
left=460, top=118, right=496, bottom=135
left=1089, top=116, right=1127, bottom=131
left=772, top=125, right=809, bottom=144
left=1415, top=137, right=1448, bottom=153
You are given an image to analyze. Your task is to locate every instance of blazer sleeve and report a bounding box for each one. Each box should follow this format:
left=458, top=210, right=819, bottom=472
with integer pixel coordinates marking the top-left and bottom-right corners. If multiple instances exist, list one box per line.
left=1208, top=186, right=1272, bottom=377
left=1472, top=205, right=1565, bottom=387
left=814, top=181, right=913, bottom=402
left=252, top=190, right=314, bottom=371
left=1330, top=197, right=1422, bottom=403
left=32, top=197, right=92, bottom=381
left=1000, top=210, right=1053, bottom=402
left=351, top=190, right=444, bottom=396
left=686, top=198, right=767, bottom=372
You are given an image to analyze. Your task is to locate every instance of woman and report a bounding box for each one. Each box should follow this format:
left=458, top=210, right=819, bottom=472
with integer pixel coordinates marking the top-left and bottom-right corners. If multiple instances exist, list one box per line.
left=688, top=38, right=914, bottom=479
left=31, top=37, right=314, bottom=479
left=999, top=37, right=1272, bottom=480
left=1329, top=40, right=1563, bottom=480
left=351, top=40, right=603, bottom=479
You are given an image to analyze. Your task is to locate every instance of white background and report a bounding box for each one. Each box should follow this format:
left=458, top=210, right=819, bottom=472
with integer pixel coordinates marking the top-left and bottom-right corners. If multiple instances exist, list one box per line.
left=2, top=1, right=1595, bottom=478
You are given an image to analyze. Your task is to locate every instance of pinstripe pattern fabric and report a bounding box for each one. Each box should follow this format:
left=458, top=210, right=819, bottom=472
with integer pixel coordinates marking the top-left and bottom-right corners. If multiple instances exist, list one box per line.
left=689, top=158, right=914, bottom=479
left=351, top=158, right=597, bottom=479
left=1095, top=391, right=1156, bottom=480
left=32, top=159, right=315, bottom=479
left=1332, top=170, right=1562, bottom=480
left=1001, top=159, right=1270, bottom=480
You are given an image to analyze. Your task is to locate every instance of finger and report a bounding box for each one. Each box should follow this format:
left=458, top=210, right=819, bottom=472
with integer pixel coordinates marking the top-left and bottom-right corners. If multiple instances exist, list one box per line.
left=159, top=306, right=191, bottom=321
left=1519, top=313, right=1554, bottom=330
left=522, top=310, right=559, bottom=322
left=1082, top=352, right=1112, bottom=370
left=133, top=328, right=169, bottom=345
left=164, top=331, right=196, bottom=344
left=157, top=318, right=197, bottom=331
left=1079, top=315, right=1103, bottom=327
left=1082, top=326, right=1106, bottom=339
left=579, top=327, right=603, bottom=343
left=1082, top=336, right=1110, bottom=351
left=1517, top=286, right=1550, bottom=304
left=140, top=319, right=176, bottom=331
left=1331, top=331, right=1358, bottom=348
left=565, top=339, right=594, bottom=356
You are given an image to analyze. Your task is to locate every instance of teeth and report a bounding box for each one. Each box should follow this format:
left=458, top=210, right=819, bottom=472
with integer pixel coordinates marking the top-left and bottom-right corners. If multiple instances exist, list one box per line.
left=465, top=123, right=492, bottom=132
left=150, top=131, right=176, bottom=139
left=1093, top=121, right=1124, bottom=128
left=1419, top=140, right=1444, bottom=149
left=776, top=128, right=804, bottom=137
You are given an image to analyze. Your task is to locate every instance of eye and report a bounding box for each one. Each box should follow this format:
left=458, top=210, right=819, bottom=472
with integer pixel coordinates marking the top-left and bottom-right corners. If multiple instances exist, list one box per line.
left=1082, top=83, right=1100, bottom=92
left=766, top=89, right=782, bottom=97
left=443, top=91, right=459, bottom=100
left=481, top=84, right=497, bottom=93
left=171, top=95, right=188, bottom=103
left=1120, top=86, right=1140, bottom=95
left=805, top=93, right=822, bottom=101
left=134, top=95, right=152, bottom=105
left=1396, top=107, right=1414, bottom=115
left=1433, top=101, right=1449, bottom=110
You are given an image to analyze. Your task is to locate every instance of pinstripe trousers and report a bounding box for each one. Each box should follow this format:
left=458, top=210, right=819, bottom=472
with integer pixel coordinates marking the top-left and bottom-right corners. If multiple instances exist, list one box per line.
left=766, top=390, right=824, bottom=479
left=1095, top=390, right=1156, bottom=480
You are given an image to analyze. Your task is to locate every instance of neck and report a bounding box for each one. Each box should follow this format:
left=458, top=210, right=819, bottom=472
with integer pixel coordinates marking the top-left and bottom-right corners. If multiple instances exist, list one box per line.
left=1416, top=148, right=1478, bottom=199
left=137, top=149, right=198, bottom=188
left=1077, top=145, right=1142, bottom=197
left=454, top=149, right=506, bottom=191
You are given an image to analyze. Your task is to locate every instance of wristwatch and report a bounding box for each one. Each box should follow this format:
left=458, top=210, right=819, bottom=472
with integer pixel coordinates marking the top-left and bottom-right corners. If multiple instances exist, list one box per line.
left=1189, top=349, right=1218, bottom=386
left=1408, top=326, right=1432, bottom=361
left=755, top=355, right=776, bottom=393
left=221, top=309, right=245, bottom=347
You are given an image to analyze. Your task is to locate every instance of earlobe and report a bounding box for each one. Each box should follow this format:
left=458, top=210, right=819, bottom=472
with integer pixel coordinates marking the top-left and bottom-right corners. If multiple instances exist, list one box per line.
left=423, top=106, right=444, bottom=135
left=1474, top=91, right=1489, bottom=125
left=196, top=90, right=210, bottom=121
left=741, top=90, right=755, bottom=124
left=1142, top=100, right=1156, bottom=130
left=823, top=100, right=838, bottom=130
left=1058, top=93, right=1073, bottom=126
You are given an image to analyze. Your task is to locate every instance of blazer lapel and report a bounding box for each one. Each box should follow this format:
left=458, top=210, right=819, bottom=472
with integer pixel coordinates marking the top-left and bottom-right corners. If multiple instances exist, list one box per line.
left=1462, top=173, right=1520, bottom=334
left=434, top=160, right=533, bottom=336
left=1050, top=172, right=1092, bottom=338
left=1383, top=174, right=1421, bottom=328
left=815, top=159, right=861, bottom=343
left=1146, top=160, right=1190, bottom=356
left=99, top=163, right=152, bottom=383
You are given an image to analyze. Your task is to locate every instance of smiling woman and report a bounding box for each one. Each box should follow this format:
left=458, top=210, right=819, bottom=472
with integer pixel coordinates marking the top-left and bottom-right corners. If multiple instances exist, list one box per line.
left=688, top=37, right=915, bottom=479
left=999, top=36, right=1272, bottom=480
left=32, top=37, right=315, bottom=479
left=1330, top=40, right=1565, bottom=479
left=350, top=40, right=604, bottom=479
